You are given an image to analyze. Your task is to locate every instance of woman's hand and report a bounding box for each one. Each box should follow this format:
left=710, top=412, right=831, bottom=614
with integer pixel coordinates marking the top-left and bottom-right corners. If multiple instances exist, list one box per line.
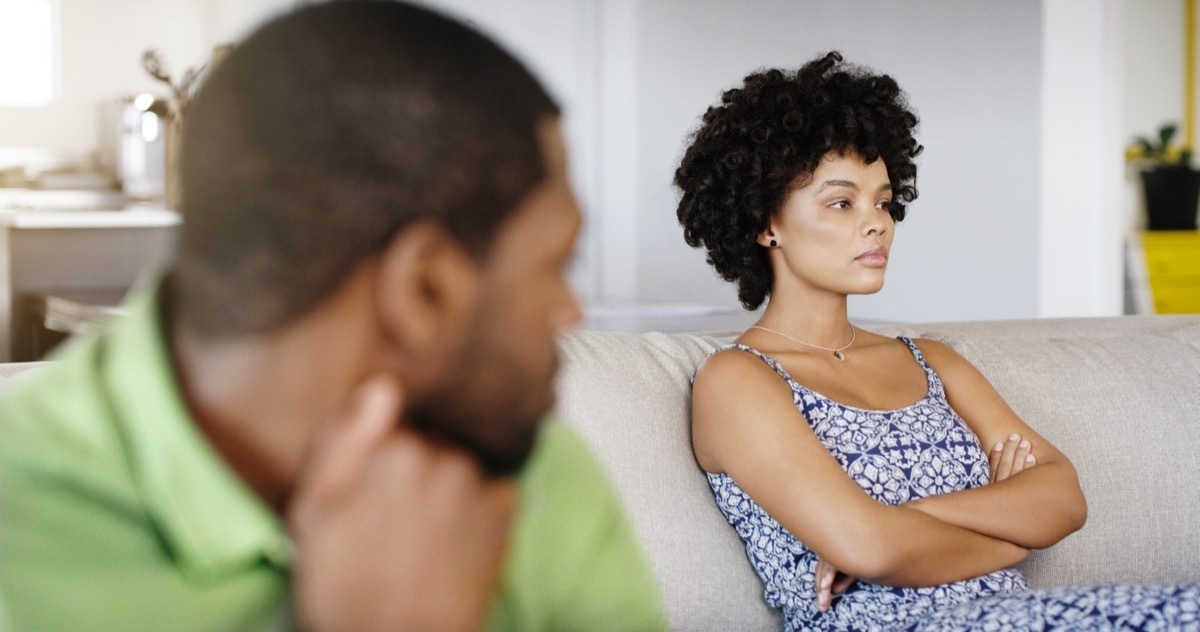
left=814, top=557, right=856, bottom=613
left=989, top=433, right=1037, bottom=482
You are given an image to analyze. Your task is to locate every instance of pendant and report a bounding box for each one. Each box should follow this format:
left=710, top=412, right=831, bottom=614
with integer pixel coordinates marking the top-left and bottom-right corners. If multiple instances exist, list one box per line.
left=833, top=350, right=846, bottom=361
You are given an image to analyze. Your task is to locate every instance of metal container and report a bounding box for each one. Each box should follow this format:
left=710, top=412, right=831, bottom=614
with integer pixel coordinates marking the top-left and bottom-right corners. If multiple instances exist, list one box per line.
left=108, top=94, right=167, bottom=200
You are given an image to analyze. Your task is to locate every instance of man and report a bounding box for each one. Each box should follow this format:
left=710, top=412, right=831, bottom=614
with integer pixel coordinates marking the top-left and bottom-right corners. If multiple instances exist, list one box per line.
left=0, top=2, right=667, bottom=630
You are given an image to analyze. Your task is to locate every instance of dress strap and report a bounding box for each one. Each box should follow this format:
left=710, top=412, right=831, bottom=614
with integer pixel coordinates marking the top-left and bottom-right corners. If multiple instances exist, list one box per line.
left=895, top=336, right=946, bottom=398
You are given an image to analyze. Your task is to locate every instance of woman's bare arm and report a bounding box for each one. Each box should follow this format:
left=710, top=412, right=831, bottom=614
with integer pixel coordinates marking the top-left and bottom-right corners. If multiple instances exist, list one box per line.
left=901, top=339, right=1087, bottom=550
left=692, top=349, right=1028, bottom=588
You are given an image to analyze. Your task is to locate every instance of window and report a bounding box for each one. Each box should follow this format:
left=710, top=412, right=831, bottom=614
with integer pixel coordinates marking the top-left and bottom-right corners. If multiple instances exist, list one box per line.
left=0, top=0, right=54, bottom=106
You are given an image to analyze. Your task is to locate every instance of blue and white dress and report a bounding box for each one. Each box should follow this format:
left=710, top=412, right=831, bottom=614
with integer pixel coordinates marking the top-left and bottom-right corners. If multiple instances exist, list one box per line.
left=705, top=339, right=1200, bottom=631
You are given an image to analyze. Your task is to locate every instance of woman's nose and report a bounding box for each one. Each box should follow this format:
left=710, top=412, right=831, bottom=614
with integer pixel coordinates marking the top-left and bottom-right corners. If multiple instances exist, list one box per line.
left=861, top=210, right=888, bottom=236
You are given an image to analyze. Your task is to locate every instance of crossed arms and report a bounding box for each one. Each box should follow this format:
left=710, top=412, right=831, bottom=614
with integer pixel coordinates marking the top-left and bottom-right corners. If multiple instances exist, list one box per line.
left=691, top=338, right=1087, bottom=610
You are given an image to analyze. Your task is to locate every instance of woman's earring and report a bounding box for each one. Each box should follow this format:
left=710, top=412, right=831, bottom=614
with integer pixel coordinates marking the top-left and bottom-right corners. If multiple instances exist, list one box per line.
left=769, top=239, right=778, bottom=248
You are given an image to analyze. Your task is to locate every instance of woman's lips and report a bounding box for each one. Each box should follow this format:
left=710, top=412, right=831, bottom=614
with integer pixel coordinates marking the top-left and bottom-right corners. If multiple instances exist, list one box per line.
left=855, top=245, right=889, bottom=267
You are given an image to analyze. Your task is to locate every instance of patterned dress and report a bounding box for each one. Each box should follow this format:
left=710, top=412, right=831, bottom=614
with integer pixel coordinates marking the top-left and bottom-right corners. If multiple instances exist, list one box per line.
left=705, top=339, right=1200, bottom=631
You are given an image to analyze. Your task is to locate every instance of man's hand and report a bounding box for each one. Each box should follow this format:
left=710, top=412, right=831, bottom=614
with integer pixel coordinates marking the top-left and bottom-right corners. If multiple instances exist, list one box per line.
left=989, top=433, right=1037, bottom=483
left=288, top=375, right=517, bottom=632
left=814, top=557, right=856, bottom=613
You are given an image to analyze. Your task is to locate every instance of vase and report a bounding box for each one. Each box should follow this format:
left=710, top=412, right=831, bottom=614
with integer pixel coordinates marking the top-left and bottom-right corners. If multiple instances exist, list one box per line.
left=1140, top=167, right=1200, bottom=231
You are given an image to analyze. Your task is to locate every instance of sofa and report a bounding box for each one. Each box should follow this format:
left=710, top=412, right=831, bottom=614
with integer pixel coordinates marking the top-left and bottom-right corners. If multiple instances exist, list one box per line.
left=3, top=315, right=1197, bottom=630
left=554, top=315, right=1200, bottom=631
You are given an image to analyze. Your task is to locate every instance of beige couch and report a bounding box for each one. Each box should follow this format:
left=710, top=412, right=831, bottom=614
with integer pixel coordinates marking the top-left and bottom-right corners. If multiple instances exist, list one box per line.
left=555, top=315, right=1200, bottom=631
left=3, top=315, right=1196, bottom=630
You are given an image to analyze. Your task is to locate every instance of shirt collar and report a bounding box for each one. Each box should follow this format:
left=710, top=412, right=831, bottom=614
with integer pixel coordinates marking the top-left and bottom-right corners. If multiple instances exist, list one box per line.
left=101, top=287, right=292, bottom=579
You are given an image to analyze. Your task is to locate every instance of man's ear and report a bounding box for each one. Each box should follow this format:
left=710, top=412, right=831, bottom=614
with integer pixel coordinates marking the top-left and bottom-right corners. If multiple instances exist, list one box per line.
left=373, top=221, right=482, bottom=355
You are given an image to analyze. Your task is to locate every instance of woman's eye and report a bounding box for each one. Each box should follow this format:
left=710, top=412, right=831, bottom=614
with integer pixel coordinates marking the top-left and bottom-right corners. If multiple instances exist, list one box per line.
left=876, top=199, right=893, bottom=209
left=830, top=200, right=850, bottom=209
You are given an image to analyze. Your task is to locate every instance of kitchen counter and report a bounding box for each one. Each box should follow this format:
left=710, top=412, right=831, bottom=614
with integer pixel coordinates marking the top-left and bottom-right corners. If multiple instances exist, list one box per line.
left=0, top=186, right=133, bottom=209
left=0, top=206, right=180, bottom=229
left=0, top=197, right=179, bottom=360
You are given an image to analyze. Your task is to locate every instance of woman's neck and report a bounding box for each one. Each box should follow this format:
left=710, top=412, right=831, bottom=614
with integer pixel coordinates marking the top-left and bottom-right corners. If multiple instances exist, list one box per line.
left=755, top=291, right=851, bottom=348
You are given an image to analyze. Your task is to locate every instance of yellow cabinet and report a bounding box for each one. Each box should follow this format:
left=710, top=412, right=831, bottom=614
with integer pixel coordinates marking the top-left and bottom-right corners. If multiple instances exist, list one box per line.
left=1137, top=231, right=1200, bottom=314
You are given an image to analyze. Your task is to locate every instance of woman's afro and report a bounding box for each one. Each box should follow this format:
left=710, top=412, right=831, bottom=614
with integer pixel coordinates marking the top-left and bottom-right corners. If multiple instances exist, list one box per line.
left=674, top=51, right=922, bottom=309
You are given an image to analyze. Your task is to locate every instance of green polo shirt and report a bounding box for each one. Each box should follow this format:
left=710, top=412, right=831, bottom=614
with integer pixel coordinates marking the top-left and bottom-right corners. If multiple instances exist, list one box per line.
left=0, top=290, right=666, bottom=631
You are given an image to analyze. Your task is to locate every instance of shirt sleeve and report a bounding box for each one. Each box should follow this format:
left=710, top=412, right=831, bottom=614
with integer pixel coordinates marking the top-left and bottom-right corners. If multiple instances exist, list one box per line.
left=486, top=419, right=669, bottom=631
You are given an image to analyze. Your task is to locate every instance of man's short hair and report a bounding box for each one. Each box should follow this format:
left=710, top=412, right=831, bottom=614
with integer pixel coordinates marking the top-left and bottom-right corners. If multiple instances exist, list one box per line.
left=174, top=0, right=560, bottom=338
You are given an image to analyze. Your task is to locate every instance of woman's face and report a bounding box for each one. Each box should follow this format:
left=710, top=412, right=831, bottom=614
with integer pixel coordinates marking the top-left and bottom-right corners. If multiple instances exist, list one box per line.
left=764, top=150, right=895, bottom=298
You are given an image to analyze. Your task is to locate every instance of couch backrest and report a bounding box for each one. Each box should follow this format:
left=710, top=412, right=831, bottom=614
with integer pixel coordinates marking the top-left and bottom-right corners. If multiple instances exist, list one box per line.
left=555, top=315, right=1200, bottom=631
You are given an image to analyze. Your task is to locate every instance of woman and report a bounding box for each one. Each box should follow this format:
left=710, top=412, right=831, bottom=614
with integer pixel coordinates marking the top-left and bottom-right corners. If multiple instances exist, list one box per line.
left=675, top=51, right=1199, bottom=631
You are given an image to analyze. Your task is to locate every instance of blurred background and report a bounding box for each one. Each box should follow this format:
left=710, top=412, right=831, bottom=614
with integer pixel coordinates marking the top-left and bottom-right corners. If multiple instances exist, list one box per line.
left=0, top=0, right=1194, bottom=353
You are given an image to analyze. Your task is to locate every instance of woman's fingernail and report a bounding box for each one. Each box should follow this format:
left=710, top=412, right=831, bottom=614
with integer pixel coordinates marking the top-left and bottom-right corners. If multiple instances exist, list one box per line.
left=1009, top=433, right=1020, bottom=441
left=1026, top=454, right=1036, bottom=463
left=1019, top=440, right=1030, bottom=448
left=993, top=442, right=1004, bottom=452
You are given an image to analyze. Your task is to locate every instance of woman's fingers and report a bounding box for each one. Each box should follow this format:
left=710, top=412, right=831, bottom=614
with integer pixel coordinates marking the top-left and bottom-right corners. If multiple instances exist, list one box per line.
left=814, top=558, right=834, bottom=612
left=991, top=434, right=1037, bottom=482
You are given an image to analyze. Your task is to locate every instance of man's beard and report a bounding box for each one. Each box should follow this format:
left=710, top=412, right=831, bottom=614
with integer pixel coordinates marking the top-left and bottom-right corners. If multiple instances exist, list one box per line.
left=406, top=404, right=541, bottom=477
left=404, top=311, right=559, bottom=476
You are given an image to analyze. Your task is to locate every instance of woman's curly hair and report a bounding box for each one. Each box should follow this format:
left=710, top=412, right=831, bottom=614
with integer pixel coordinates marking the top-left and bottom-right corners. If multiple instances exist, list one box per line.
left=674, top=51, right=922, bottom=310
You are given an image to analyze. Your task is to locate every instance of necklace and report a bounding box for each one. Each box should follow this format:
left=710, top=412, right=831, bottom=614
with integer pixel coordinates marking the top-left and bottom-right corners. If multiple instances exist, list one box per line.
left=748, top=322, right=856, bottom=361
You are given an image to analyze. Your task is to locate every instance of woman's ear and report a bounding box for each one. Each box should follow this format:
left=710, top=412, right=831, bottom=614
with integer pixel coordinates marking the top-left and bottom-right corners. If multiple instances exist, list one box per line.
left=373, top=221, right=482, bottom=358
left=757, top=227, right=778, bottom=248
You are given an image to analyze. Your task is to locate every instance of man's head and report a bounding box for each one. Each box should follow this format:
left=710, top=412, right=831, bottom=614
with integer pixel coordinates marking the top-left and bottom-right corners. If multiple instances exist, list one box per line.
left=173, top=1, right=581, bottom=474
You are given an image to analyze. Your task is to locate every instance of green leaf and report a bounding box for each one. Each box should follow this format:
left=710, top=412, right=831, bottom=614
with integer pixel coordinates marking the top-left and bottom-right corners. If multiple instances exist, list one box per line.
left=1158, top=123, right=1178, bottom=152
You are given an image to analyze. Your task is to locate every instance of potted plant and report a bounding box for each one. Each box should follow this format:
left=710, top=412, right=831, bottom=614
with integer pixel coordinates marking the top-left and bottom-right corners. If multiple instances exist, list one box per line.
left=1129, top=122, right=1200, bottom=231
left=142, top=49, right=207, bottom=212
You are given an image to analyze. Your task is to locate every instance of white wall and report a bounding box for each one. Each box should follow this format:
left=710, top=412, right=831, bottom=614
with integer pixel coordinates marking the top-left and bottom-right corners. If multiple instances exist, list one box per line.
left=1121, top=0, right=1187, bottom=235
left=0, top=0, right=289, bottom=159
left=6, top=0, right=1182, bottom=323
left=1123, top=1, right=1184, bottom=146
left=422, top=0, right=1047, bottom=322
left=1039, top=0, right=1125, bottom=318
left=633, top=1, right=1045, bottom=323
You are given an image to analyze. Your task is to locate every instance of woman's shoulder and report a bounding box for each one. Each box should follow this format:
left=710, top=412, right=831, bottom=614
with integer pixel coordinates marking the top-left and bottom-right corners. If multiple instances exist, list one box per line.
left=694, top=344, right=782, bottom=389
left=691, top=343, right=805, bottom=422
left=691, top=345, right=802, bottom=474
